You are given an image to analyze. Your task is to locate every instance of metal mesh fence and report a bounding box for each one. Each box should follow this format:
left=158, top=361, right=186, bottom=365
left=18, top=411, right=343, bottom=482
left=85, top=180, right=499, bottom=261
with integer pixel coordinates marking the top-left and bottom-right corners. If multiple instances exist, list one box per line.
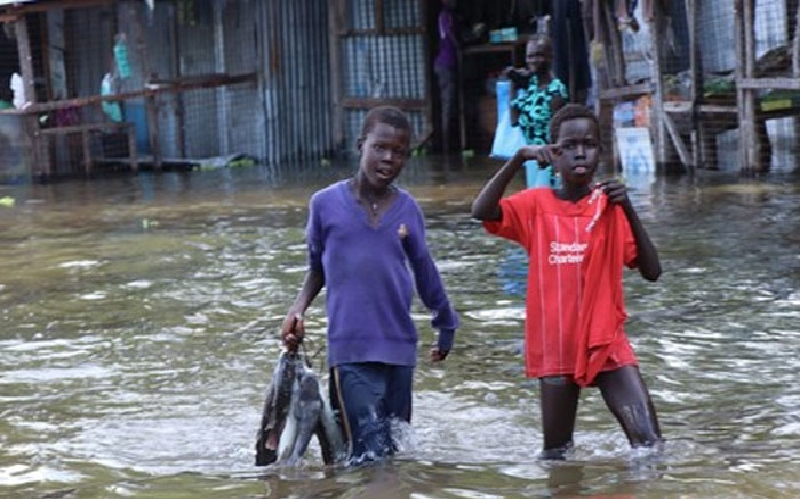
left=1, top=0, right=798, bottom=181
left=598, top=0, right=799, bottom=174
left=0, top=0, right=331, bottom=181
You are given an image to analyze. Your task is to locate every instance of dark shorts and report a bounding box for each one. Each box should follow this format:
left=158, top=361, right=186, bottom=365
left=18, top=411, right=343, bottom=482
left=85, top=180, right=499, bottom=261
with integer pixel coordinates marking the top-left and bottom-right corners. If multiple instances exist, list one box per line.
left=329, top=362, right=414, bottom=462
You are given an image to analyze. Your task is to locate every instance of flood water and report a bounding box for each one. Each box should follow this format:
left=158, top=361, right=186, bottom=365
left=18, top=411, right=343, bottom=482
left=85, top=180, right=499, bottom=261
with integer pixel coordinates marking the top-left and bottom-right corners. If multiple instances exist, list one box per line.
left=2, top=160, right=800, bottom=499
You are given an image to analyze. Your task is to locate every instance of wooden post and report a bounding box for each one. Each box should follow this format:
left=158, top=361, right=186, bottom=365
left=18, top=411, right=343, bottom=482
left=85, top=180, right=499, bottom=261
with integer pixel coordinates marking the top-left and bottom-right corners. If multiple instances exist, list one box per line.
left=793, top=2, right=800, bottom=172
left=419, top=0, right=434, bottom=150
left=127, top=123, right=138, bottom=173
left=15, top=16, right=36, bottom=106
left=734, top=0, right=745, bottom=172
left=688, top=0, right=702, bottom=171
left=602, top=1, right=625, bottom=87
left=169, top=2, right=186, bottom=158
left=328, top=0, right=345, bottom=152
left=794, top=2, right=800, bottom=77
left=649, top=1, right=670, bottom=167
left=213, top=0, right=228, bottom=155
left=81, top=129, right=92, bottom=174
left=130, top=3, right=161, bottom=170
left=744, top=0, right=759, bottom=173
left=14, top=15, right=45, bottom=178
left=375, top=0, right=385, bottom=34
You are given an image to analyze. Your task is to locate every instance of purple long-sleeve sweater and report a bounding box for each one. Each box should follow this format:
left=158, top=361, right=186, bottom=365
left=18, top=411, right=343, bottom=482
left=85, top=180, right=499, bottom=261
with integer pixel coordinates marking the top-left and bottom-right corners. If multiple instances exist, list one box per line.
left=306, top=180, right=459, bottom=367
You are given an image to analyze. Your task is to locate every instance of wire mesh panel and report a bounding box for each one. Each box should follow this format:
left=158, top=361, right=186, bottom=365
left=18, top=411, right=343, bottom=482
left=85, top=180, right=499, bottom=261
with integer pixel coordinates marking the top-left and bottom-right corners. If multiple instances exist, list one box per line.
left=339, top=0, right=429, bottom=153
left=596, top=0, right=798, bottom=174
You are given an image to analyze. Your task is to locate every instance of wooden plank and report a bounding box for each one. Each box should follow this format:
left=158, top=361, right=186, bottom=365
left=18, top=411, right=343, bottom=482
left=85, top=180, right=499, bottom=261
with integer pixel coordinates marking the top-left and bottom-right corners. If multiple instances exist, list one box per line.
left=169, top=2, right=185, bottom=158
left=734, top=0, right=747, bottom=172
left=14, top=16, right=36, bottom=105
left=461, top=41, right=527, bottom=56
left=20, top=73, right=257, bottom=114
left=342, top=97, right=427, bottom=110
left=663, top=100, right=691, bottom=113
left=128, top=2, right=161, bottom=171
left=649, top=3, right=669, bottom=164
left=418, top=0, right=433, bottom=149
left=15, top=14, right=43, bottom=175
left=664, top=100, right=740, bottom=115
left=663, top=112, right=692, bottom=168
left=339, top=27, right=424, bottom=36
left=375, top=0, right=384, bottom=34
left=603, top=0, right=625, bottom=86
left=213, top=0, right=228, bottom=155
left=688, top=0, right=701, bottom=169
left=37, top=122, right=135, bottom=135
left=699, top=104, right=739, bottom=114
left=794, top=3, right=800, bottom=77
left=81, top=129, right=92, bottom=174
left=127, top=125, right=138, bottom=173
left=328, top=0, right=345, bottom=150
left=742, top=0, right=759, bottom=172
left=0, top=0, right=113, bottom=15
left=599, top=83, right=653, bottom=100
left=737, top=77, right=800, bottom=91
left=145, top=72, right=257, bottom=89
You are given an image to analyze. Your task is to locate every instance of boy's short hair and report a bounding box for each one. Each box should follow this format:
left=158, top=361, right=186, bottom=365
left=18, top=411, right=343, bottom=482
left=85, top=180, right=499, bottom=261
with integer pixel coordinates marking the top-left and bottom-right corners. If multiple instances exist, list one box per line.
left=550, top=104, right=600, bottom=143
left=359, top=105, right=413, bottom=142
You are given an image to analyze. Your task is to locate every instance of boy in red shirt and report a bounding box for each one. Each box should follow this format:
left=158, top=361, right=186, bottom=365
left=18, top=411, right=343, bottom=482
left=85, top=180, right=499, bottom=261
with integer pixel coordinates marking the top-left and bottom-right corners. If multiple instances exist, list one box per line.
left=471, top=104, right=663, bottom=459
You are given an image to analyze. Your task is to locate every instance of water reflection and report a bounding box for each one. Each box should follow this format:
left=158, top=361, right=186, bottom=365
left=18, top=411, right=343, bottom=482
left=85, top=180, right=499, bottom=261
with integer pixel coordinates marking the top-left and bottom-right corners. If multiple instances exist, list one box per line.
left=1, top=162, right=800, bottom=498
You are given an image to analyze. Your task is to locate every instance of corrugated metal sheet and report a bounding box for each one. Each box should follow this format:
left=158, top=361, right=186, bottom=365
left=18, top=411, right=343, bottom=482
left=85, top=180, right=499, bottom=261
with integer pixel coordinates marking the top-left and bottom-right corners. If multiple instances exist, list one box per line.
left=4, top=0, right=333, bottom=167
left=261, top=0, right=332, bottom=163
left=341, top=0, right=428, bottom=149
left=222, top=0, right=263, bottom=160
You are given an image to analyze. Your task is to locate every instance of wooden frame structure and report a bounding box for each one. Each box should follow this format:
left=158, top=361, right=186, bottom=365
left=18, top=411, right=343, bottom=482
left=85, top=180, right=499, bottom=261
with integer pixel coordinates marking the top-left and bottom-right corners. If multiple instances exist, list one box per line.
left=327, top=0, right=433, bottom=151
left=595, top=0, right=800, bottom=174
left=1, top=0, right=258, bottom=178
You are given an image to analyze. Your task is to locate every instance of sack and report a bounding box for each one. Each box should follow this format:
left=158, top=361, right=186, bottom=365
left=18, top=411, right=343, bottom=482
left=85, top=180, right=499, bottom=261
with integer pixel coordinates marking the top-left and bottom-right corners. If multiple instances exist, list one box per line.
left=490, top=80, right=527, bottom=160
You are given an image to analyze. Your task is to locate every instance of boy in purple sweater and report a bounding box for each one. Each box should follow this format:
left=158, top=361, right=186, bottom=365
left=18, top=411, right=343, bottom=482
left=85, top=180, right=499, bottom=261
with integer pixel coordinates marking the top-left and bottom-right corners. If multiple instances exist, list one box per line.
left=280, top=106, right=459, bottom=464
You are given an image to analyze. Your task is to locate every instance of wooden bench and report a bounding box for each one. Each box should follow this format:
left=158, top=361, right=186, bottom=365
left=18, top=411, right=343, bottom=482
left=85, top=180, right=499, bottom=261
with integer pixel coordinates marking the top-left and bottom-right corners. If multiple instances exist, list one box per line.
left=35, top=121, right=138, bottom=175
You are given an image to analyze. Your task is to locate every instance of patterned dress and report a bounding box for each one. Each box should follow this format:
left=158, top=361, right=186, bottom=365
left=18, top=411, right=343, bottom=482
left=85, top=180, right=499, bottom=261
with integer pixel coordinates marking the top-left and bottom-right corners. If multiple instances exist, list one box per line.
left=511, top=75, right=568, bottom=146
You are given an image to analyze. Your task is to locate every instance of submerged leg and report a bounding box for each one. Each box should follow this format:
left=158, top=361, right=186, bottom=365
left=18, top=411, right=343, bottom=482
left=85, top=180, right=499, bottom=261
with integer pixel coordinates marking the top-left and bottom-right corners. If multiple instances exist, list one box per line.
left=596, top=365, right=662, bottom=447
left=330, top=363, right=393, bottom=464
left=539, top=376, right=581, bottom=460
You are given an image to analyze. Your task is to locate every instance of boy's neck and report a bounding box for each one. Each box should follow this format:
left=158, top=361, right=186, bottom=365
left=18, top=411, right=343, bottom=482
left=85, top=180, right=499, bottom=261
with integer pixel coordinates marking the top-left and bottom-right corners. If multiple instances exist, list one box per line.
left=555, top=183, right=592, bottom=202
left=352, top=173, right=392, bottom=199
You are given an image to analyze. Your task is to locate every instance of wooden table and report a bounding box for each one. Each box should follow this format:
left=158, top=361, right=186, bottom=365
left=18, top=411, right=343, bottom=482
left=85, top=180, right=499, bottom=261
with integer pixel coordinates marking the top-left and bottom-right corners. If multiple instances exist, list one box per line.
left=35, top=121, right=138, bottom=175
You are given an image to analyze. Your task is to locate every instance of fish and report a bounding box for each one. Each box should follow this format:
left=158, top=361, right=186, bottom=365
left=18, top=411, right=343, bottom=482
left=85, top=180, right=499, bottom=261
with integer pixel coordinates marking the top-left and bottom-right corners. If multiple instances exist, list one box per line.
left=255, top=350, right=347, bottom=466
left=254, top=351, right=300, bottom=466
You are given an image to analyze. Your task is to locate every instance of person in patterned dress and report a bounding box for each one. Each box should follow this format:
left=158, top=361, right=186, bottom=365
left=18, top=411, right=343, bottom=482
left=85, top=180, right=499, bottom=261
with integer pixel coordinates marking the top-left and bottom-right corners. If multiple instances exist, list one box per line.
left=507, top=35, right=568, bottom=147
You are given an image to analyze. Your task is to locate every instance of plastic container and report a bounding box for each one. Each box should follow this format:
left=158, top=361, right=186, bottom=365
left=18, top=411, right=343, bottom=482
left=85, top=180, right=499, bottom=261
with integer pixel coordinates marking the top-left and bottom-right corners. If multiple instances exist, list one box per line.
left=10, top=73, right=26, bottom=110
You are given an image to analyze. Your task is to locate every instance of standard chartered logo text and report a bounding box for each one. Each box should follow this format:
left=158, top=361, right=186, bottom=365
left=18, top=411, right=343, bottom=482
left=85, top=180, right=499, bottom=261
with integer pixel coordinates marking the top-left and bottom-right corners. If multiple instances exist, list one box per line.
left=549, top=241, right=586, bottom=265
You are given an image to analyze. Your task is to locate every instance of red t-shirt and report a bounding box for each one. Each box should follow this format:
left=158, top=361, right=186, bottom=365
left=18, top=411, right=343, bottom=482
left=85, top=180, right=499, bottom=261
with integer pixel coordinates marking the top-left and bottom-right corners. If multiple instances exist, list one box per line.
left=484, top=188, right=639, bottom=378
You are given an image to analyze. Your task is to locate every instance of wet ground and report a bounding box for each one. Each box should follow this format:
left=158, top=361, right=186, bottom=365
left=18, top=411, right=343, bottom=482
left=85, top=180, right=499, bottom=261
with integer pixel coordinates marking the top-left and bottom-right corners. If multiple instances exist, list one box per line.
left=2, top=159, right=800, bottom=498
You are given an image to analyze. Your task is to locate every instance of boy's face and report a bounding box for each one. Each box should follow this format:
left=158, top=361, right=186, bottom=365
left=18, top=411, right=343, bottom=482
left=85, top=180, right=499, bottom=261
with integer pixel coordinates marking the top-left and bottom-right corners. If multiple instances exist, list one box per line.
left=526, top=40, right=551, bottom=74
left=358, top=122, right=410, bottom=189
left=554, top=118, right=600, bottom=187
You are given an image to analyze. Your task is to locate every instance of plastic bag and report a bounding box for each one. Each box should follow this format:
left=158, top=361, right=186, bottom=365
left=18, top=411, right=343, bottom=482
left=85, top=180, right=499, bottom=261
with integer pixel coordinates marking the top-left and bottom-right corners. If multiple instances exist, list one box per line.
left=491, top=79, right=555, bottom=188
left=490, top=79, right=527, bottom=160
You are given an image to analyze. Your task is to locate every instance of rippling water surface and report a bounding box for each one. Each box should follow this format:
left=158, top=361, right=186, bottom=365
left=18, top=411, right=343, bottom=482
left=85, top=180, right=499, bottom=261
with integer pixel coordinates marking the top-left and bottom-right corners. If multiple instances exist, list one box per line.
left=1, top=162, right=800, bottom=499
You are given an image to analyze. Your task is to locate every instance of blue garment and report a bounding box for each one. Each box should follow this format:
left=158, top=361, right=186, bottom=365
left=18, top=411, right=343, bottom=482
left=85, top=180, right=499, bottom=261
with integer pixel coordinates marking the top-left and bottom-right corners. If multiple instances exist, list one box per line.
left=306, top=180, right=459, bottom=368
left=329, top=363, right=413, bottom=463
